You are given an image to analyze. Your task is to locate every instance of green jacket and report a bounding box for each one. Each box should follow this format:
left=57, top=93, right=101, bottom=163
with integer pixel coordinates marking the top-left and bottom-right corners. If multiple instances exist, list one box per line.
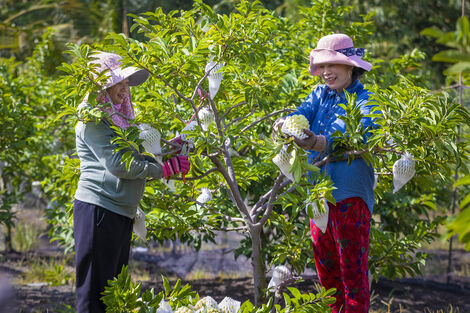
left=74, top=120, right=163, bottom=218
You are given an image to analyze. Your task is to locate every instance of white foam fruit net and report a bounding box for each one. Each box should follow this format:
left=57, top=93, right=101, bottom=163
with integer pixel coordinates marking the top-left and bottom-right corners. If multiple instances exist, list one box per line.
left=164, top=179, right=176, bottom=193
left=373, top=172, right=378, bottom=190
left=32, top=181, right=41, bottom=197
left=305, top=199, right=329, bottom=233
left=281, top=115, right=310, bottom=140
left=138, top=123, right=162, bottom=162
left=205, top=60, right=224, bottom=100
left=267, top=265, right=293, bottom=292
left=196, top=188, right=212, bottom=210
left=157, top=301, right=173, bottom=313
left=195, top=296, right=219, bottom=312
left=392, top=152, right=416, bottom=193
left=174, top=307, right=193, bottom=313
left=133, top=207, right=147, bottom=241
left=198, top=107, right=215, bottom=131
left=272, top=145, right=294, bottom=181
left=218, top=297, right=241, bottom=313
left=180, top=120, right=198, bottom=142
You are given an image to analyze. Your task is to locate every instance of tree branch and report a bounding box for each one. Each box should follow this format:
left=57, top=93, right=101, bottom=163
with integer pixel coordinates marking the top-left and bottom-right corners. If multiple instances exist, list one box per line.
left=126, top=52, right=194, bottom=105
left=255, top=175, right=283, bottom=227
left=221, top=101, right=247, bottom=121
left=225, top=105, right=258, bottom=131
left=212, top=226, right=249, bottom=232
left=208, top=96, right=224, bottom=138
left=250, top=177, right=292, bottom=218
left=209, top=155, right=253, bottom=225
left=240, top=108, right=293, bottom=133
left=184, top=168, right=218, bottom=181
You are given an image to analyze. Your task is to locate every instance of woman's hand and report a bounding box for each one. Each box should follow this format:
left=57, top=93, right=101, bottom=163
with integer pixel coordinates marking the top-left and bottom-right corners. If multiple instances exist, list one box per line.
left=293, top=129, right=317, bottom=150
left=162, top=155, right=190, bottom=178
left=294, top=129, right=326, bottom=151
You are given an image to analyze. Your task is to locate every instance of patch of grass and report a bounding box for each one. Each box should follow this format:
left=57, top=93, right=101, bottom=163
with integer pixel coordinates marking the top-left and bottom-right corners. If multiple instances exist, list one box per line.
left=184, top=268, right=215, bottom=280
left=12, top=222, right=41, bottom=252
left=423, top=305, right=461, bottom=313
left=16, top=257, right=75, bottom=286
left=128, top=260, right=151, bottom=282
left=184, top=269, right=248, bottom=280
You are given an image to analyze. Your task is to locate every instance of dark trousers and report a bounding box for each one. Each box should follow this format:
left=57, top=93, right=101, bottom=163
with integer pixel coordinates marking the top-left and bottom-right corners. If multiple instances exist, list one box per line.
left=73, top=199, right=133, bottom=313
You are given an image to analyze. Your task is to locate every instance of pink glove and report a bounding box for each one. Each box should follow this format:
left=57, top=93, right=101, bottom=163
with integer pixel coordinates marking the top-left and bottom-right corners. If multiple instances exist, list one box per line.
left=162, top=155, right=190, bottom=178
left=169, top=136, right=184, bottom=154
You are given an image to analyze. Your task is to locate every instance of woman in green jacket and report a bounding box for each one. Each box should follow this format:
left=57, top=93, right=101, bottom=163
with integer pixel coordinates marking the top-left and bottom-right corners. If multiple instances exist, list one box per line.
left=73, top=51, right=190, bottom=313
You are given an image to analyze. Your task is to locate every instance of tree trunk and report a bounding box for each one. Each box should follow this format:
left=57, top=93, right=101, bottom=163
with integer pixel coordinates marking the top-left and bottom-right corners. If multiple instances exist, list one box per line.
left=5, top=223, right=13, bottom=252
left=251, top=225, right=267, bottom=306
left=122, top=0, right=128, bottom=37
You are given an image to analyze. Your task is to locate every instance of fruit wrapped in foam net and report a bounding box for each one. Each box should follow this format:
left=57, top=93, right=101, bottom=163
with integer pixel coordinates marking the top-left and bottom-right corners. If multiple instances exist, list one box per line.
left=267, top=265, right=293, bottom=292
left=305, top=199, right=329, bottom=233
left=272, top=145, right=294, bottom=181
left=138, top=123, right=162, bottom=163
left=281, top=115, right=310, bottom=140
left=205, top=60, right=224, bottom=100
left=392, top=152, right=416, bottom=193
left=198, top=108, right=215, bottom=131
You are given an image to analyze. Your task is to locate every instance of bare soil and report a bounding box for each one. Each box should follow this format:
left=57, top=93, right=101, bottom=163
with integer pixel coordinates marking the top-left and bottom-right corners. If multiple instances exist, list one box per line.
left=1, top=236, right=470, bottom=313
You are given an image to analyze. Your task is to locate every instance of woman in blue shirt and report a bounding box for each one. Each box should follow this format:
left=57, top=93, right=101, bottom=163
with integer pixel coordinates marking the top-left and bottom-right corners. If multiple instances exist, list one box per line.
left=274, top=34, right=374, bottom=313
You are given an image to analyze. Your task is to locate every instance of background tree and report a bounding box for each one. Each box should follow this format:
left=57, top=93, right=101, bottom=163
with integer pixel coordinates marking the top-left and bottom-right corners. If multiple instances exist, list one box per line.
left=0, top=30, right=74, bottom=251
left=423, top=16, right=470, bottom=253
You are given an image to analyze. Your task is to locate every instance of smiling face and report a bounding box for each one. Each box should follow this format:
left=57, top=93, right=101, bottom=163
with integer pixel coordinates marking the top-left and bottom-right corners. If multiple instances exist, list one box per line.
left=106, top=78, right=129, bottom=105
left=317, top=63, right=353, bottom=93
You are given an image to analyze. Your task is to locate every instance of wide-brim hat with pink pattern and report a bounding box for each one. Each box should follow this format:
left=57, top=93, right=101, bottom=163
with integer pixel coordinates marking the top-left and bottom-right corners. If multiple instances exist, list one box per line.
left=89, top=51, right=149, bottom=89
left=309, top=34, right=372, bottom=76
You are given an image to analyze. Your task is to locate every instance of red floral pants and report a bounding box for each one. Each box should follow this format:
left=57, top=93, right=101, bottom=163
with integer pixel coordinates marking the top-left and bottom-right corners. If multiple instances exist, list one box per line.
left=310, top=197, right=371, bottom=313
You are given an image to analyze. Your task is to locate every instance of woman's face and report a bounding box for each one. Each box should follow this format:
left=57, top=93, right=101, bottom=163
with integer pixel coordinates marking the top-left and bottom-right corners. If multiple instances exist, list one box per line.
left=317, top=63, right=353, bottom=93
left=107, top=78, right=129, bottom=104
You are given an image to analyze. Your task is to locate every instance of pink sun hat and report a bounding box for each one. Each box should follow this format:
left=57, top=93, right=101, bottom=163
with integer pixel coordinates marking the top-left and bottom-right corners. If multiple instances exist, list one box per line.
left=89, top=51, right=149, bottom=89
left=309, top=34, right=372, bottom=76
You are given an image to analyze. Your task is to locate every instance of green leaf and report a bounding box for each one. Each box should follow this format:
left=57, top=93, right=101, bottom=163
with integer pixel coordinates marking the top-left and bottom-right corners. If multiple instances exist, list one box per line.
left=420, top=27, right=445, bottom=38
left=162, top=275, right=170, bottom=296
left=444, top=62, right=470, bottom=74
left=287, top=287, right=302, bottom=299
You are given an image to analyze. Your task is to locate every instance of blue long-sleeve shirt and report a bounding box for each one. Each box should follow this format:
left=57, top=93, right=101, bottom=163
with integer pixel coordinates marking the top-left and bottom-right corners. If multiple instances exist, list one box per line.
left=291, top=79, right=376, bottom=213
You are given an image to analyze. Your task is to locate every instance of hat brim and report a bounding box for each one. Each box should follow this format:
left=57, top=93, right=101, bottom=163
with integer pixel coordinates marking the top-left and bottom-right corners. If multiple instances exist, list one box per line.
left=127, top=68, right=150, bottom=86
left=309, top=49, right=372, bottom=76
left=105, top=67, right=150, bottom=89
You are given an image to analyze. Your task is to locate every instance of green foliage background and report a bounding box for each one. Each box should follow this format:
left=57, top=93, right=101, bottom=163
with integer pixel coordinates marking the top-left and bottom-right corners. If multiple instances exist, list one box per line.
left=1, top=0, right=469, bottom=310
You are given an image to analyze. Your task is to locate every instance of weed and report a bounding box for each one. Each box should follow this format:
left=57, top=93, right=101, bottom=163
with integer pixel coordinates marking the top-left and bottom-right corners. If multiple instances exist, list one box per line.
left=424, top=305, right=460, bottom=312
left=12, top=222, right=40, bottom=252
left=17, top=257, right=75, bottom=286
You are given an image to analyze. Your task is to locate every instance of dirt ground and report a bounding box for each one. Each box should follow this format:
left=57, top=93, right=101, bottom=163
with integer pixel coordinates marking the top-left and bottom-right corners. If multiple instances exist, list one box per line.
left=1, top=238, right=470, bottom=313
